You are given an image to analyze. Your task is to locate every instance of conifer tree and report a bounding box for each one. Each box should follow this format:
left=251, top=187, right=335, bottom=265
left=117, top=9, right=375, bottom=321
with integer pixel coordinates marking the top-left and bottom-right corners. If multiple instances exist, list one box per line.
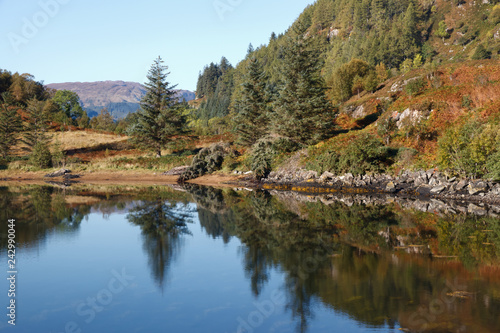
left=234, top=58, right=270, bottom=146
left=130, top=57, right=185, bottom=157
left=400, top=1, right=418, bottom=59
left=272, top=25, right=334, bottom=145
left=22, top=98, right=49, bottom=151
left=0, top=93, right=22, bottom=158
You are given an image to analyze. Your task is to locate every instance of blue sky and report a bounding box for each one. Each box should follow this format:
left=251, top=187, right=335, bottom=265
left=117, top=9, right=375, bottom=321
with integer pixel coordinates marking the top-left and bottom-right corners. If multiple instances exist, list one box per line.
left=0, top=0, right=316, bottom=91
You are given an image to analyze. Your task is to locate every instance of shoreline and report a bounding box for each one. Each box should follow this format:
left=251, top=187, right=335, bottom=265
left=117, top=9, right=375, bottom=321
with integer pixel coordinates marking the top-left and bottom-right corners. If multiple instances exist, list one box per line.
left=0, top=170, right=244, bottom=188
left=2, top=169, right=500, bottom=208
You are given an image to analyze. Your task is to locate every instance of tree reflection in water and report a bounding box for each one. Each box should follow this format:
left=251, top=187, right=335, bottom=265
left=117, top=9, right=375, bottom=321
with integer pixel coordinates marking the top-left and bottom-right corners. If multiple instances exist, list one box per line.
left=0, top=186, right=89, bottom=251
left=127, top=200, right=194, bottom=290
left=187, top=185, right=500, bottom=333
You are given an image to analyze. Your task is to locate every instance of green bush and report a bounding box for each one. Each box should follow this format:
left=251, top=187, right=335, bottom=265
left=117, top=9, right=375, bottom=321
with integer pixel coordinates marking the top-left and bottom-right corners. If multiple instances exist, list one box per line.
left=486, top=150, right=500, bottom=181
left=438, top=121, right=500, bottom=178
left=405, top=78, right=426, bottom=97
left=248, top=137, right=302, bottom=180
left=308, top=133, right=393, bottom=176
left=179, top=143, right=230, bottom=182
left=471, top=44, right=491, bottom=60
left=489, top=5, right=500, bottom=25
left=30, top=142, right=52, bottom=169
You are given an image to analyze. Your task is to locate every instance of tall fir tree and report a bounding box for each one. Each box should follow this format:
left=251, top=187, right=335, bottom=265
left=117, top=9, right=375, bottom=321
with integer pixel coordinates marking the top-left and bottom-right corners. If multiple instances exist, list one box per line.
left=399, top=1, right=418, bottom=59
left=272, top=25, right=334, bottom=145
left=131, top=57, right=185, bottom=157
left=234, top=58, right=270, bottom=146
left=0, top=93, right=22, bottom=158
left=22, top=98, right=49, bottom=151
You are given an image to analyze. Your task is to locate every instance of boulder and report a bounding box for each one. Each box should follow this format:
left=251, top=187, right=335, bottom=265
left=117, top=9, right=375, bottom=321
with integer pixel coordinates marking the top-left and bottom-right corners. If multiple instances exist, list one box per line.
left=468, top=203, right=487, bottom=216
left=385, top=181, right=397, bottom=193
left=456, top=180, right=469, bottom=190
left=468, top=181, right=488, bottom=195
left=319, top=171, right=335, bottom=183
left=416, top=185, right=431, bottom=196
left=430, top=186, right=446, bottom=194
left=44, top=169, right=71, bottom=178
left=162, top=166, right=190, bottom=176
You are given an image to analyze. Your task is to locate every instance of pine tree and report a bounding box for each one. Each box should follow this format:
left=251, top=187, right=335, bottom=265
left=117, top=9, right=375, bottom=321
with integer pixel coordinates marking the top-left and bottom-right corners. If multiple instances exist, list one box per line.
left=363, top=71, right=379, bottom=93
left=130, top=57, right=185, bottom=157
left=22, top=98, right=49, bottom=152
left=436, top=21, right=450, bottom=42
left=272, top=26, right=334, bottom=145
left=400, top=1, right=418, bottom=59
left=234, top=58, right=270, bottom=146
left=247, top=43, right=255, bottom=55
left=0, top=93, right=22, bottom=158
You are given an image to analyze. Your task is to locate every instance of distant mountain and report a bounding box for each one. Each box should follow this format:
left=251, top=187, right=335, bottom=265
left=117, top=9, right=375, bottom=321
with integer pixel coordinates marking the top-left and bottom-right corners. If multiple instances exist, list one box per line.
left=46, top=81, right=195, bottom=119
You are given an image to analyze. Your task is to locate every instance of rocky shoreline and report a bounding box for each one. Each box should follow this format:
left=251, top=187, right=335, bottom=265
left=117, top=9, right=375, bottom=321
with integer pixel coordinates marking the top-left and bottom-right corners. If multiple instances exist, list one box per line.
left=261, top=168, right=500, bottom=206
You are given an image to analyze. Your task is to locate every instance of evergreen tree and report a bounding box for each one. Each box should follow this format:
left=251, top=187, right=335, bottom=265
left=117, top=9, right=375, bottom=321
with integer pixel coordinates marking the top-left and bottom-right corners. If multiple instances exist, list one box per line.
left=363, top=71, right=379, bottom=93
left=247, top=43, right=255, bottom=55
left=90, top=108, right=115, bottom=131
left=400, top=1, right=418, bottom=59
left=130, top=57, right=185, bottom=157
left=436, top=21, right=450, bottom=41
left=22, top=99, right=49, bottom=152
left=0, top=93, right=22, bottom=158
left=234, top=58, right=270, bottom=146
left=77, top=110, right=90, bottom=128
left=272, top=26, right=334, bottom=145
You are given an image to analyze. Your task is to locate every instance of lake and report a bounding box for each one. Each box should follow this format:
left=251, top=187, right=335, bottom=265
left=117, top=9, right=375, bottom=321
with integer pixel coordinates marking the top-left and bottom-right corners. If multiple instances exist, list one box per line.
left=1, top=184, right=499, bottom=333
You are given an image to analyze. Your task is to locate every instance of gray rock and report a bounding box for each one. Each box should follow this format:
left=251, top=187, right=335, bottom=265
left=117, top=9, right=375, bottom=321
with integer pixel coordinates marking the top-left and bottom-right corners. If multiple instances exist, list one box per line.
left=468, top=203, right=487, bottom=215
left=163, top=166, right=190, bottom=176
left=319, top=171, right=335, bottom=183
left=416, top=185, right=431, bottom=196
left=430, top=186, right=446, bottom=194
left=468, top=181, right=488, bottom=195
left=385, top=181, right=397, bottom=193
left=456, top=180, right=468, bottom=190
left=491, top=185, right=500, bottom=196
left=44, top=169, right=71, bottom=178
left=429, top=178, right=439, bottom=186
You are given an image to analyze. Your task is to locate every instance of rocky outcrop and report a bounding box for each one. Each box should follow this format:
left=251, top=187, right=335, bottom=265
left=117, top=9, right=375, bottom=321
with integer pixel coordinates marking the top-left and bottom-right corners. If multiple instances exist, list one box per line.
left=263, top=168, right=500, bottom=205
left=162, top=166, right=189, bottom=176
left=268, top=189, right=500, bottom=218
left=44, top=169, right=71, bottom=178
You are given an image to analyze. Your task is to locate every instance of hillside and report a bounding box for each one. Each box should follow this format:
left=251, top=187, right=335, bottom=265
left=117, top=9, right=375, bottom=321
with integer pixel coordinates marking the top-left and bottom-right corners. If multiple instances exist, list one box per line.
left=47, top=81, right=195, bottom=119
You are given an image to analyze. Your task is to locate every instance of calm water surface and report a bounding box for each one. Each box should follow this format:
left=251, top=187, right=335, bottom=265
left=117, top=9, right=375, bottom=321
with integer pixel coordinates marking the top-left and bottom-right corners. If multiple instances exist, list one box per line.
left=0, top=185, right=499, bottom=333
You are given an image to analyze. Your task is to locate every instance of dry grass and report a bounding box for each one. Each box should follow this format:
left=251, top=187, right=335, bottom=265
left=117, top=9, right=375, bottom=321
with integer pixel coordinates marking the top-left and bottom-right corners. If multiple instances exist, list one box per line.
left=48, top=131, right=129, bottom=151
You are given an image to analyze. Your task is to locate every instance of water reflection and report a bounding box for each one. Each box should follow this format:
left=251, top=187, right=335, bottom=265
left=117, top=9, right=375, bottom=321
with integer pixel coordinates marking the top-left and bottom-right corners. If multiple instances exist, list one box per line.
left=1, top=184, right=500, bottom=332
left=0, top=186, right=88, bottom=252
left=186, top=185, right=500, bottom=333
left=127, top=200, right=194, bottom=290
